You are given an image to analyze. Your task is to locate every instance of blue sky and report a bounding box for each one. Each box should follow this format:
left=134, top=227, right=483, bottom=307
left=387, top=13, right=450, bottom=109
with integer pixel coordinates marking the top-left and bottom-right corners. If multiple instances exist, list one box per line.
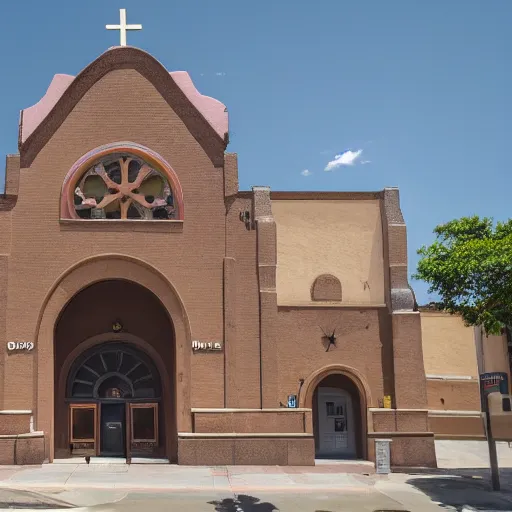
left=0, top=1, right=510, bottom=304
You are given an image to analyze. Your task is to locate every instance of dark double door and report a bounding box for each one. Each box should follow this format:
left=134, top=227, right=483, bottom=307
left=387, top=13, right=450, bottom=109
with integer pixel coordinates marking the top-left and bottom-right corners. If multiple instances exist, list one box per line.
left=100, top=403, right=125, bottom=457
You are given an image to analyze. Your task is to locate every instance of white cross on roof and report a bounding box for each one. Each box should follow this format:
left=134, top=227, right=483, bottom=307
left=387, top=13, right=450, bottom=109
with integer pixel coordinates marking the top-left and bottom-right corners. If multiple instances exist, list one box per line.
left=106, top=9, right=142, bottom=47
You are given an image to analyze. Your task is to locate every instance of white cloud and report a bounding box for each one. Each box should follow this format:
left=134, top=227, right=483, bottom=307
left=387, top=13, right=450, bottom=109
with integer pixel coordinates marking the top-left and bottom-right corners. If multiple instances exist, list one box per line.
left=215, top=72, right=226, bottom=76
left=324, top=149, right=363, bottom=171
left=301, top=169, right=311, bottom=176
left=361, top=160, right=371, bottom=165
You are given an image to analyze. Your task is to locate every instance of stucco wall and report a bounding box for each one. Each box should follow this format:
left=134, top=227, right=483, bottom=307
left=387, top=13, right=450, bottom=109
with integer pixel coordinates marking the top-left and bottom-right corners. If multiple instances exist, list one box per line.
left=484, top=333, right=510, bottom=375
left=272, top=200, right=385, bottom=306
left=421, top=312, right=478, bottom=378
left=420, top=312, right=480, bottom=412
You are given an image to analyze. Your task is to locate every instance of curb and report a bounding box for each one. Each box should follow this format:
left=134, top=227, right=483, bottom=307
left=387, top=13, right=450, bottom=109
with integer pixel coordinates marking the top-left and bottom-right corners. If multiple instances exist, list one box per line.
left=0, top=483, right=375, bottom=493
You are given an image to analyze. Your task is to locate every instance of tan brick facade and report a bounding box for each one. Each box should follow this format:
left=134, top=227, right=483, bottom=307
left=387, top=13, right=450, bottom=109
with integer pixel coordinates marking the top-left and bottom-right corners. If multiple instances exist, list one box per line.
left=0, top=46, right=439, bottom=466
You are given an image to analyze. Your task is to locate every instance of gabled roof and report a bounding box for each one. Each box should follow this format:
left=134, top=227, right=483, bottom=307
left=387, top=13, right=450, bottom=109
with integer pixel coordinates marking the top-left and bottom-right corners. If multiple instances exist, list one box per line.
left=19, top=46, right=228, bottom=167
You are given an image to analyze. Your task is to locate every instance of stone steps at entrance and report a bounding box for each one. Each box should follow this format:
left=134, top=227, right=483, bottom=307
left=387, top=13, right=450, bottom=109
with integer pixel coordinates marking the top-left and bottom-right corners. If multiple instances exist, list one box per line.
left=315, top=458, right=374, bottom=466
left=50, top=457, right=170, bottom=465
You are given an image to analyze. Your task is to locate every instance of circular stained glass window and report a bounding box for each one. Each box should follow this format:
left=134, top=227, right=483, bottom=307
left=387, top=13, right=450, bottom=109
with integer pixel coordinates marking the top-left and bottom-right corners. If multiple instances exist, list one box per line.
left=73, top=154, right=176, bottom=220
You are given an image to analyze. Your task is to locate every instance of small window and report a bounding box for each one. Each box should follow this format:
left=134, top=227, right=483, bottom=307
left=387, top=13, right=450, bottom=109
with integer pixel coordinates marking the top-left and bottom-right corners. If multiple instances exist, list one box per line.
left=311, top=274, right=342, bottom=301
left=69, top=404, right=97, bottom=456
left=70, top=405, right=96, bottom=442
left=130, top=404, right=158, bottom=443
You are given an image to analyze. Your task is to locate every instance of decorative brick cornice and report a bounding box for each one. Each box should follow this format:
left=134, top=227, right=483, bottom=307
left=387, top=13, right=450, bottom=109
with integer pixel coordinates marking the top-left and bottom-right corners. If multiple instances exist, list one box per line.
left=381, top=187, right=415, bottom=312
left=270, top=191, right=381, bottom=201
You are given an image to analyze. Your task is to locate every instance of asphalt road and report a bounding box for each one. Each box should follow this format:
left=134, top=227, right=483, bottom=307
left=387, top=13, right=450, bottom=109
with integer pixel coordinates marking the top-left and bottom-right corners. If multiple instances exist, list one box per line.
left=0, top=488, right=413, bottom=512
left=101, top=490, right=410, bottom=512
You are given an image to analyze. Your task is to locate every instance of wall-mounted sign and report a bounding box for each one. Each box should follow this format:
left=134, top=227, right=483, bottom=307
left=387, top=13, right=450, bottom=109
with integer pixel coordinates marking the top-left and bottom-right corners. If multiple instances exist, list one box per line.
left=192, top=340, right=222, bottom=352
left=480, top=372, right=509, bottom=411
left=480, top=372, right=509, bottom=395
left=7, top=341, right=34, bottom=352
left=287, top=394, right=297, bottom=408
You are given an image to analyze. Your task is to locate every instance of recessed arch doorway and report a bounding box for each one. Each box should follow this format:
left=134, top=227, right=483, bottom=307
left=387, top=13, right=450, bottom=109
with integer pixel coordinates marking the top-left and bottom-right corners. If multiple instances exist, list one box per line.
left=301, top=365, right=369, bottom=460
left=53, top=278, right=177, bottom=461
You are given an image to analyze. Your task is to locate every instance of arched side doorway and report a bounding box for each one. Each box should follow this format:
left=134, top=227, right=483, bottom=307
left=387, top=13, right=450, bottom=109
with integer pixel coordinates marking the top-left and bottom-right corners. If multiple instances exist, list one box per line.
left=34, top=255, right=191, bottom=463
left=313, top=376, right=362, bottom=459
left=300, top=365, right=370, bottom=460
left=66, top=342, right=162, bottom=458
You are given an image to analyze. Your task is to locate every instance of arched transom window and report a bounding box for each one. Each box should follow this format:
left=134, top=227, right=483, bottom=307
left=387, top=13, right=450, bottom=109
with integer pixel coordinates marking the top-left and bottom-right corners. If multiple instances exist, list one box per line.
left=73, top=153, right=176, bottom=220
left=68, top=344, right=161, bottom=400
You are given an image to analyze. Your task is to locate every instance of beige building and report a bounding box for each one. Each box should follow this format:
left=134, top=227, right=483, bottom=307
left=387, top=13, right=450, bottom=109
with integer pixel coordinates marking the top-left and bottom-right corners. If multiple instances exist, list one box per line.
left=420, top=307, right=511, bottom=439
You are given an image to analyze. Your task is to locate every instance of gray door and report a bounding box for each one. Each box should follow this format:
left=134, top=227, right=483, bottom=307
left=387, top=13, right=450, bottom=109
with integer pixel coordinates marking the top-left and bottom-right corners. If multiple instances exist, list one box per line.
left=101, top=403, right=125, bottom=457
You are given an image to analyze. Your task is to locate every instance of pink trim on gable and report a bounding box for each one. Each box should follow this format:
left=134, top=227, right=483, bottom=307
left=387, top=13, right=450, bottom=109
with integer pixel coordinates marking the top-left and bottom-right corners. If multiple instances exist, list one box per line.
left=20, top=74, right=75, bottom=144
left=19, top=63, right=228, bottom=144
left=170, top=71, right=228, bottom=139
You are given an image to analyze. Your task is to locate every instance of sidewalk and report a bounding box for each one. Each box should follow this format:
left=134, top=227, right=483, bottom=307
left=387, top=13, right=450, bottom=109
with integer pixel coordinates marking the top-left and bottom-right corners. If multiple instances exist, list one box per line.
left=0, top=462, right=511, bottom=511
left=435, top=440, right=512, bottom=469
left=0, top=463, right=378, bottom=492
left=0, top=463, right=442, bottom=512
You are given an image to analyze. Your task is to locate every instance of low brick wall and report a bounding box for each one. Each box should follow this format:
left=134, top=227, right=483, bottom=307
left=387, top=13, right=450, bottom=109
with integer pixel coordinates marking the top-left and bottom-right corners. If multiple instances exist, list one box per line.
left=183, top=409, right=315, bottom=465
left=0, top=434, right=45, bottom=464
left=429, top=411, right=485, bottom=439
left=192, top=408, right=311, bottom=434
left=371, top=409, right=430, bottom=433
left=0, top=412, right=32, bottom=435
left=178, top=435, right=314, bottom=465
left=369, top=409, right=436, bottom=468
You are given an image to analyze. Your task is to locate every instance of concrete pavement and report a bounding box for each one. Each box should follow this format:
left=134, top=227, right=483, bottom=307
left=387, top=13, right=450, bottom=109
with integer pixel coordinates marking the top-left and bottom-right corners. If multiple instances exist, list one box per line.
left=0, top=463, right=433, bottom=511
left=435, top=440, right=512, bottom=469
left=1, top=462, right=512, bottom=511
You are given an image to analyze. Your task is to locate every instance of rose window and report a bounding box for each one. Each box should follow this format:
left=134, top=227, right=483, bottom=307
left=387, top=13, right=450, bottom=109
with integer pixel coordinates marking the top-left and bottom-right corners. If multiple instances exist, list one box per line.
left=73, top=154, right=176, bottom=220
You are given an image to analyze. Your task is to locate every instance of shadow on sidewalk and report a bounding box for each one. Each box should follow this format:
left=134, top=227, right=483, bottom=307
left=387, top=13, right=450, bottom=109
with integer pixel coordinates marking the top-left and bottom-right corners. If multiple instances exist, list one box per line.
left=403, top=468, right=512, bottom=511
left=207, top=495, right=341, bottom=512
left=208, top=494, right=279, bottom=512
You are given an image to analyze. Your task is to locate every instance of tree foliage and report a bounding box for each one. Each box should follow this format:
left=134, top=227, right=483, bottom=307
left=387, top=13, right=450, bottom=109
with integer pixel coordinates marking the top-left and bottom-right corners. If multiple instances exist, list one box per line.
left=413, top=216, right=512, bottom=335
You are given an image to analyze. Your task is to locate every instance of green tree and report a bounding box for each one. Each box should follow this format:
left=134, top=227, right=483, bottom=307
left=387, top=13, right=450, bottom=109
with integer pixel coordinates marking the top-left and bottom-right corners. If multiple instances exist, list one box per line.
left=414, top=216, right=512, bottom=335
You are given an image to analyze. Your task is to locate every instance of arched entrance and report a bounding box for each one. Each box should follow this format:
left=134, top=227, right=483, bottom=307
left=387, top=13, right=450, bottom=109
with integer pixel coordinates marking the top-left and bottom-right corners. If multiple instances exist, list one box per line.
left=51, top=276, right=180, bottom=461
left=313, top=375, right=362, bottom=459
left=66, top=342, right=162, bottom=458
left=35, top=255, right=191, bottom=462
left=300, top=365, right=370, bottom=460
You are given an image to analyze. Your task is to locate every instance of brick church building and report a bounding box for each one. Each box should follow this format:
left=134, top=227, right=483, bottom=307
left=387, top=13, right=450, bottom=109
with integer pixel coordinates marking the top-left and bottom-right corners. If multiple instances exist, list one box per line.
left=0, top=43, right=441, bottom=466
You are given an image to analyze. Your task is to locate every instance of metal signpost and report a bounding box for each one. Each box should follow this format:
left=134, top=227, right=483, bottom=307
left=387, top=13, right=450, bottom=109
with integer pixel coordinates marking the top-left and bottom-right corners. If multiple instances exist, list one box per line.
left=480, top=372, right=509, bottom=491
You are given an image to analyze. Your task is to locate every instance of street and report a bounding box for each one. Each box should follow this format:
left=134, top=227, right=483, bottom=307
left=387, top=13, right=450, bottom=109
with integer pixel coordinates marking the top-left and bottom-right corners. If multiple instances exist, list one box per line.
left=0, top=485, right=435, bottom=512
